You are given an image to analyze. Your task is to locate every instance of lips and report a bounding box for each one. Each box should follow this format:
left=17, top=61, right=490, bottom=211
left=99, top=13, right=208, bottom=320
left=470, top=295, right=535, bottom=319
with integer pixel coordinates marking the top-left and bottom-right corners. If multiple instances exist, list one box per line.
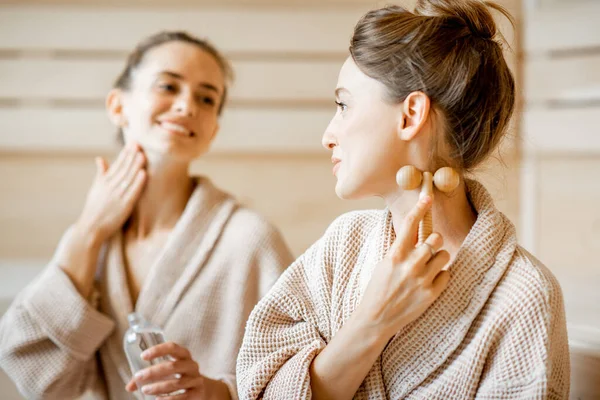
left=160, top=121, right=195, bottom=138
left=331, top=157, right=341, bottom=176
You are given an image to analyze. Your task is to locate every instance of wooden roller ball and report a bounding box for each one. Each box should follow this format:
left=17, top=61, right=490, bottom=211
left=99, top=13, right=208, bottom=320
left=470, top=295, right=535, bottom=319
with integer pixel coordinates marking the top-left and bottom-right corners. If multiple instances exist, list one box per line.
left=433, top=167, right=460, bottom=193
left=395, top=165, right=460, bottom=245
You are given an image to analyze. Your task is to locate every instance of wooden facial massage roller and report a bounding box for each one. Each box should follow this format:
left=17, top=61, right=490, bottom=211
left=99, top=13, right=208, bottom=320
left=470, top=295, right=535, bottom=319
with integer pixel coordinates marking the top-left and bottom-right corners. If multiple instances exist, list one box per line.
left=395, top=166, right=460, bottom=245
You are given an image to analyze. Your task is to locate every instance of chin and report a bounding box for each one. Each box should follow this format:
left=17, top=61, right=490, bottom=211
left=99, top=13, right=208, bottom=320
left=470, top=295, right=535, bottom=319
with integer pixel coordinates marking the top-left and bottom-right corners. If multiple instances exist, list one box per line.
left=155, top=136, right=209, bottom=157
left=334, top=181, right=363, bottom=200
left=144, top=144, right=204, bottom=164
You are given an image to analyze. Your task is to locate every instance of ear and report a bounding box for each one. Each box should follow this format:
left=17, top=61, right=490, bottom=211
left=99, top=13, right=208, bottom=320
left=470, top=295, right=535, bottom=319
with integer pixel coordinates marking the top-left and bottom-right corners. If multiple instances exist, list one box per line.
left=398, top=91, right=430, bottom=141
left=106, top=88, right=128, bottom=128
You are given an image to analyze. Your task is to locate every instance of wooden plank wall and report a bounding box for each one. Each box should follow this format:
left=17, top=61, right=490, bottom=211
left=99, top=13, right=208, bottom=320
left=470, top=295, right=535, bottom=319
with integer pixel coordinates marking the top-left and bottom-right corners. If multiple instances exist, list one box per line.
left=0, top=3, right=386, bottom=262
left=0, top=0, right=522, bottom=398
left=523, top=1, right=600, bottom=397
left=0, top=0, right=520, bottom=261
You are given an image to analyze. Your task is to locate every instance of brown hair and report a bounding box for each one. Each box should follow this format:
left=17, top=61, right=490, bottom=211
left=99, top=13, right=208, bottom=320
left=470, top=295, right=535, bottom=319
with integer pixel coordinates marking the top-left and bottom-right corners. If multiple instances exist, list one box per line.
left=113, top=31, right=234, bottom=143
left=349, top=0, right=515, bottom=172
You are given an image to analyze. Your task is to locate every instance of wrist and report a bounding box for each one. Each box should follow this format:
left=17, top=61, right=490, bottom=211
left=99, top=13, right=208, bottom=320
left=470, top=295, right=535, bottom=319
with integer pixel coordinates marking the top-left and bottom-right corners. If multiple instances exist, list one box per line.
left=73, top=219, right=105, bottom=249
left=351, top=301, right=408, bottom=347
left=201, top=376, right=231, bottom=400
left=346, top=311, right=391, bottom=355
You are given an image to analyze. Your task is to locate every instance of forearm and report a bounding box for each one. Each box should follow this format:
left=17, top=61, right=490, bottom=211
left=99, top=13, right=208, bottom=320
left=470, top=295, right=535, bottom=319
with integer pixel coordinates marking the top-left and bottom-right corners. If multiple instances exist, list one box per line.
left=309, top=313, right=389, bottom=400
left=57, top=222, right=103, bottom=299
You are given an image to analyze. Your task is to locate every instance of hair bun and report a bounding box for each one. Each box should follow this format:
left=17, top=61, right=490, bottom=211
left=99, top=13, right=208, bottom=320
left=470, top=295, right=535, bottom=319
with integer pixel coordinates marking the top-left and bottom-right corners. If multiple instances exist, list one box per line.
left=415, top=0, right=506, bottom=40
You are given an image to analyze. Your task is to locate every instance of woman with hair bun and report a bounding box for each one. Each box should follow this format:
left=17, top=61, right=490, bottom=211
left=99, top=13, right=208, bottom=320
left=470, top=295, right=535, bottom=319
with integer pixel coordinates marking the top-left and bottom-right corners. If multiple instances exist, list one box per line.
left=236, top=1, right=570, bottom=398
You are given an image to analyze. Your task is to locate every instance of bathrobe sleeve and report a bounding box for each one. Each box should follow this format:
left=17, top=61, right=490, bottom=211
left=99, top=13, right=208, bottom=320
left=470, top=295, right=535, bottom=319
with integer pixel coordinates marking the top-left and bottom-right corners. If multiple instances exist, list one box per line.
left=0, top=230, right=115, bottom=399
left=236, top=233, right=335, bottom=399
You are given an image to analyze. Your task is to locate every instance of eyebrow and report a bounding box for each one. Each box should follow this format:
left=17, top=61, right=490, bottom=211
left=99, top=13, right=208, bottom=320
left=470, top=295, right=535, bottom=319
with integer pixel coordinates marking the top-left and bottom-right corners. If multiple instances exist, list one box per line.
left=158, top=71, right=221, bottom=94
left=335, top=87, right=350, bottom=97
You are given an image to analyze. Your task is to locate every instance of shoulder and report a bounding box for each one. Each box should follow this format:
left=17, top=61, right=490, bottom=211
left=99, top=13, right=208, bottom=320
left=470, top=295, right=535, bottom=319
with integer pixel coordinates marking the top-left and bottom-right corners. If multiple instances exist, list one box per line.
left=223, top=206, right=293, bottom=264
left=193, top=176, right=279, bottom=242
left=509, top=246, right=564, bottom=307
left=493, top=246, right=565, bottom=323
left=227, top=207, right=280, bottom=241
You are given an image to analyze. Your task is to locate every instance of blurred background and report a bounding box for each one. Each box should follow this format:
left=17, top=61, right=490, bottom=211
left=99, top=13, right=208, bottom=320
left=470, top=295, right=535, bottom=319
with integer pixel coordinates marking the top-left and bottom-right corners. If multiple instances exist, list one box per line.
left=0, top=0, right=598, bottom=398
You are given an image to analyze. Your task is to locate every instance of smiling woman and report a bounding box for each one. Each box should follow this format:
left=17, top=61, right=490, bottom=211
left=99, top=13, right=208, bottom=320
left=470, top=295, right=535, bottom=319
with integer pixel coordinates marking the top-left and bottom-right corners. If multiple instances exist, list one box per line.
left=110, top=32, right=232, bottom=153
left=0, top=31, right=293, bottom=400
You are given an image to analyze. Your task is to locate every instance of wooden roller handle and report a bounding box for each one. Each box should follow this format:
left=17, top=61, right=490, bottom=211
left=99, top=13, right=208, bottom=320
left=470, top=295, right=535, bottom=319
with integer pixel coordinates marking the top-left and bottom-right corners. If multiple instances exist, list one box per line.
left=418, top=171, right=434, bottom=245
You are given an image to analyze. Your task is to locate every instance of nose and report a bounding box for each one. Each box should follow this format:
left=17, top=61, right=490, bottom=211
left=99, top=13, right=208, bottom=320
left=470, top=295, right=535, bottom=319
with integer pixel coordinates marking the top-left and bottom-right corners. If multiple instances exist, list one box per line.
left=174, top=91, right=197, bottom=117
left=322, top=125, right=337, bottom=150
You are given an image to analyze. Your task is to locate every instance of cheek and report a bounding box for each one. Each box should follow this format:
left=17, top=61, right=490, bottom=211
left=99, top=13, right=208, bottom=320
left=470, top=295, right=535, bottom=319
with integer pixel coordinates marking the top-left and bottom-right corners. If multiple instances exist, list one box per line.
left=147, top=94, right=172, bottom=114
left=341, top=115, right=399, bottom=175
left=126, top=93, right=167, bottom=123
left=197, top=111, right=219, bottom=133
left=341, top=113, right=385, bottom=152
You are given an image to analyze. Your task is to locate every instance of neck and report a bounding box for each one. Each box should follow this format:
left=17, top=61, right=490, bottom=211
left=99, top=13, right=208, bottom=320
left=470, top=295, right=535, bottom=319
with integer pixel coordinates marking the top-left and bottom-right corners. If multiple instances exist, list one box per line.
left=384, top=180, right=477, bottom=256
left=126, top=154, right=194, bottom=239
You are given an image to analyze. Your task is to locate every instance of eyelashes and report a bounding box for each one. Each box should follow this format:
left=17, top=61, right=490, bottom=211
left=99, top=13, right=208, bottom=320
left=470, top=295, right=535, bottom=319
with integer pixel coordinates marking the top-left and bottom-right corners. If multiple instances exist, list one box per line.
left=156, top=82, right=216, bottom=107
left=201, top=96, right=216, bottom=106
left=158, top=83, right=177, bottom=92
left=335, top=100, right=347, bottom=112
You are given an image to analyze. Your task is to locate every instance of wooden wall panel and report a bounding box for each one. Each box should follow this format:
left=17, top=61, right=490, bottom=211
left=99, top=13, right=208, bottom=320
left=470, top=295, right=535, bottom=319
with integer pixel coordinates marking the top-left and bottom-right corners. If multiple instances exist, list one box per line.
left=0, top=1, right=523, bottom=267
left=0, top=155, right=383, bottom=259
left=523, top=108, right=600, bottom=154
left=0, top=6, right=366, bottom=54
left=0, top=153, right=519, bottom=260
left=525, top=2, right=600, bottom=54
left=526, top=55, right=600, bottom=104
left=0, top=107, right=334, bottom=154
left=537, top=157, right=600, bottom=329
left=0, top=58, right=342, bottom=103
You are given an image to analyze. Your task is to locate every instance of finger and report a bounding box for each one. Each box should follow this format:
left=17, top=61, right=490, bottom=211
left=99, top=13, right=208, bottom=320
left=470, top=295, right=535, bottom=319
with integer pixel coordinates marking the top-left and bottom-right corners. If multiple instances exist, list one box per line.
left=430, top=269, right=451, bottom=297
left=110, top=146, right=140, bottom=184
left=106, top=142, right=136, bottom=180
left=141, top=342, right=192, bottom=362
left=95, top=157, right=108, bottom=178
left=410, top=232, right=444, bottom=267
left=134, top=360, right=198, bottom=383
left=141, top=377, right=204, bottom=396
left=119, top=151, right=146, bottom=188
left=423, top=250, right=451, bottom=284
left=114, top=149, right=145, bottom=183
left=122, top=169, right=146, bottom=203
left=390, top=196, right=432, bottom=261
left=125, top=379, right=137, bottom=392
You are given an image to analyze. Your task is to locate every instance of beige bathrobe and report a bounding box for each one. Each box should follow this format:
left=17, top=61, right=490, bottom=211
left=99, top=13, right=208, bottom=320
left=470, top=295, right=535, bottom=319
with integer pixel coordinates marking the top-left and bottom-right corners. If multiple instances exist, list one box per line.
left=0, top=177, right=294, bottom=400
left=237, top=180, right=570, bottom=399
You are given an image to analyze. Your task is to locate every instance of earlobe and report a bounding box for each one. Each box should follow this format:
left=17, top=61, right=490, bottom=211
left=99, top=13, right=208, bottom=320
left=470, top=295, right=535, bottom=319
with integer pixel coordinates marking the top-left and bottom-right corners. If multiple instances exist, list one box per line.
left=398, top=91, right=430, bottom=141
left=106, top=89, right=127, bottom=127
